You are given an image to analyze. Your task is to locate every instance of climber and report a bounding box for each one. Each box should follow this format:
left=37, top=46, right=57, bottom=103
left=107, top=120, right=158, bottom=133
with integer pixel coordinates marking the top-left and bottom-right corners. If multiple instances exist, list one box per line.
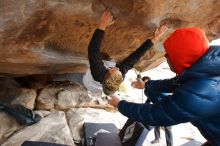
left=83, top=10, right=168, bottom=95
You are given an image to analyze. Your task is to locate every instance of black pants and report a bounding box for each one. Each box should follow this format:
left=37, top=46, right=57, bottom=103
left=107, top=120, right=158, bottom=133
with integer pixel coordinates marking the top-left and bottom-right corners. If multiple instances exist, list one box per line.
left=154, top=126, right=173, bottom=146
left=145, top=92, right=173, bottom=146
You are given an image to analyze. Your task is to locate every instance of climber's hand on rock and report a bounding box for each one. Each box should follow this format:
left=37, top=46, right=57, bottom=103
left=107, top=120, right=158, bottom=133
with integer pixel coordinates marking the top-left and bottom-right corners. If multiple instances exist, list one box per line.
left=99, top=10, right=115, bottom=30
left=152, top=25, right=168, bottom=43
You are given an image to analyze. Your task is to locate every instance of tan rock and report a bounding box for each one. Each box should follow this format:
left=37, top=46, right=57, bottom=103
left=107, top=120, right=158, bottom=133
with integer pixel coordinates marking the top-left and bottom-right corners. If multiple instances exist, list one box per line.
left=0, top=113, right=23, bottom=144
left=36, top=81, right=91, bottom=110
left=56, top=83, right=91, bottom=110
left=66, top=109, right=84, bottom=140
left=1, top=0, right=219, bottom=75
left=1, top=111, right=75, bottom=146
left=0, top=87, right=22, bottom=104
left=11, top=88, right=37, bottom=110
left=36, top=87, right=60, bottom=110
left=0, top=86, right=36, bottom=110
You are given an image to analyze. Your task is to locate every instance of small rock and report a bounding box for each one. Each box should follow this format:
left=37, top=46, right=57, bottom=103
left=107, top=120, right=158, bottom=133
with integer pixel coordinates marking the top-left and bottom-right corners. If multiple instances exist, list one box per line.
left=11, top=88, right=37, bottom=110
left=36, top=88, right=60, bottom=110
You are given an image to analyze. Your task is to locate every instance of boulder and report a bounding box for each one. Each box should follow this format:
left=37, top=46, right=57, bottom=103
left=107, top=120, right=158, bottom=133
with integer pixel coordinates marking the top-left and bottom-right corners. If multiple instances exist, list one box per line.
left=11, top=88, right=37, bottom=110
left=0, top=113, right=23, bottom=144
left=36, top=81, right=91, bottom=110
left=1, top=111, right=75, bottom=146
left=1, top=0, right=219, bottom=75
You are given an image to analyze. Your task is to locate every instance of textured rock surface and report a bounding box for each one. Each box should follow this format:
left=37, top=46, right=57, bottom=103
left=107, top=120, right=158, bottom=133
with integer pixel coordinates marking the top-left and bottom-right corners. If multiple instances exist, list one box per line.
left=11, top=88, right=37, bottom=109
left=36, top=87, right=59, bottom=110
left=0, top=87, right=36, bottom=109
left=0, top=64, right=206, bottom=146
left=1, top=111, right=75, bottom=146
left=1, top=0, right=219, bottom=75
left=36, top=81, right=92, bottom=110
left=56, top=85, right=90, bottom=109
left=0, top=113, right=23, bottom=144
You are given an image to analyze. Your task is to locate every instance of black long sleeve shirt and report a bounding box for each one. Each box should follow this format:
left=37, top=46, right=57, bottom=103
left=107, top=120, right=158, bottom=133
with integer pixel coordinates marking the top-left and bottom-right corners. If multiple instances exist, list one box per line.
left=88, top=29, right=153, bottom=83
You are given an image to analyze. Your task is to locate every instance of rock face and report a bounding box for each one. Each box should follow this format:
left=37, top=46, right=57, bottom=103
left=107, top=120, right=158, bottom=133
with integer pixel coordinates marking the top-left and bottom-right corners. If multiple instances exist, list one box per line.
left=0, top=113, right=23, bottom=144
left=10, top=88, right=37, bottom=109
left=36, top=81, right=92, bottom=110
left=0, top=87, right=37, bottom=109
left=1, top=111, right=75, bottom=146
left=0, top=0, right=220, bottom=75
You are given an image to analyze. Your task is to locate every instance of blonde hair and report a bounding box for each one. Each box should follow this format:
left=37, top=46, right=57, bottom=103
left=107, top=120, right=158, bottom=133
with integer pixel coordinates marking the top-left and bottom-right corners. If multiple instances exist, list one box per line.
left=103, top=71, right=123, bottom=91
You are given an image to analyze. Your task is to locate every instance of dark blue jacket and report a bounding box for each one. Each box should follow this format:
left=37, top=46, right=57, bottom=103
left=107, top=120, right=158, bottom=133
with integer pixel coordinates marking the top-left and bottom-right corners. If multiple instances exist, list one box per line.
left=118, top=46, right=220, bottom=145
